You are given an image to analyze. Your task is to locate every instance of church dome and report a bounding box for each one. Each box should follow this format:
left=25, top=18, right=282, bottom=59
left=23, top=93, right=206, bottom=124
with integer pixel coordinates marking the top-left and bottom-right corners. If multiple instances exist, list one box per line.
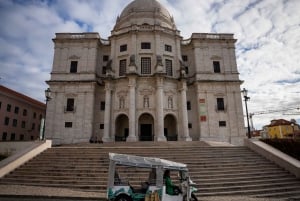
left=114, top=0, right=176, bottom=30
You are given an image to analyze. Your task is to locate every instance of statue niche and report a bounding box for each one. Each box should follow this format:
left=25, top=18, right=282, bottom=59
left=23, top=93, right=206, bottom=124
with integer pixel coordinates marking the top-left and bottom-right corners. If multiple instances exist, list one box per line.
left=128, top=54, right=137, bottom=74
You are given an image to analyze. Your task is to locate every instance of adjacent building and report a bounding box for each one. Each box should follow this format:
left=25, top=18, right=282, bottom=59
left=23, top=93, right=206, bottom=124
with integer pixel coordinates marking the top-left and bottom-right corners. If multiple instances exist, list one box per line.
left=0, top=85, right=46, bottom=141
left=46, top=0, right=246, bottom=145
left=262, top=119, right=300, bottom=139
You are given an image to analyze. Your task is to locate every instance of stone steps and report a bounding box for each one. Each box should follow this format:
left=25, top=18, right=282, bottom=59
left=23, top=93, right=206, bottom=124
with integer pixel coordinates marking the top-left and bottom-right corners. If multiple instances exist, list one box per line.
left=198, top=185, right=300, bottom=197
left=1, top=142, right=300, bottom=199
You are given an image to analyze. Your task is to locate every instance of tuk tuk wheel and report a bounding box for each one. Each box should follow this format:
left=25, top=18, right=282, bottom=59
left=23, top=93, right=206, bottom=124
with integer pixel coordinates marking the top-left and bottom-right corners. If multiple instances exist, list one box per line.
left=114, top=194, right=132, bottom=201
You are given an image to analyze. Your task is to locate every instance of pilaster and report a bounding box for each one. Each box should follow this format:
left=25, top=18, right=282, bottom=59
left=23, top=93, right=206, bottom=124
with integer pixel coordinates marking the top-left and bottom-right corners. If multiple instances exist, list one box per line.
left=127, top=76, right=137, bottom=142
left=156, top=76, right=166, bottom=141
left=102, top=82, right=112, bottom=142
left=179, top=80, right=192, bottom=141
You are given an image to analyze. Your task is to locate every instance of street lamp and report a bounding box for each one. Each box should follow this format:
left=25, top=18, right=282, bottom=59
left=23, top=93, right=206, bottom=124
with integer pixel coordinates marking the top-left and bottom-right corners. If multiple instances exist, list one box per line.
left=291, top=123, right=295, bottom=139
left=42, top=88, right=52, bottom=140
left=45, top=88, right=51, bottom=102
left=241, top=88, right=251, bottom=138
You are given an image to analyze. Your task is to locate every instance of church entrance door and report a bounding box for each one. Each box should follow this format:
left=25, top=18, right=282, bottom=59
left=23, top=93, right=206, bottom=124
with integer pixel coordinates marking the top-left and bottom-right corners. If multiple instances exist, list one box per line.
left=115, top=114, right=129, bottom=141
left=164, top=114, right=178, bottom=141
left=140, top=124, right=153, bottom=141
left=138, top=113, right=154, bottom=141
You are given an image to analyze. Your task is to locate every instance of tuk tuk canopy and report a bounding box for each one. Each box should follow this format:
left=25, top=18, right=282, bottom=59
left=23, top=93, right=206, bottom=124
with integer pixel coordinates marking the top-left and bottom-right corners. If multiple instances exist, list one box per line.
left=109, top=153, right=188, bottom=171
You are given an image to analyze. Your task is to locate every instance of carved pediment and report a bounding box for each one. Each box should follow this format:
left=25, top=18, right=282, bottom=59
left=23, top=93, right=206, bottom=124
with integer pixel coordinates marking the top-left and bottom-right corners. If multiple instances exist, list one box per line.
left=164, top=89, right=176, bottom=96
left=140, top=88, right=154, bottom=96
left=69, top=55, right=80, bottom=60
left=65, top=93, right=77, bottom=98
left=210, top=55, right=222, bottom=60
left=117, top=90, right=128, bottom=97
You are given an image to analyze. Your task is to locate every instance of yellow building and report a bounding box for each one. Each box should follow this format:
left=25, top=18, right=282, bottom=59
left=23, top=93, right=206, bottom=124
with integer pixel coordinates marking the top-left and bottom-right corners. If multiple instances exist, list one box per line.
left=266, top=119, right=298, bottom=138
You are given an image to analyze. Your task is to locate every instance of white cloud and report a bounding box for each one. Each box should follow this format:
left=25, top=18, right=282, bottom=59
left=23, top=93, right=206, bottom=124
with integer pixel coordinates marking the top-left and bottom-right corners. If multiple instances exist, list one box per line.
left=0, top=0, right=299, bottom=128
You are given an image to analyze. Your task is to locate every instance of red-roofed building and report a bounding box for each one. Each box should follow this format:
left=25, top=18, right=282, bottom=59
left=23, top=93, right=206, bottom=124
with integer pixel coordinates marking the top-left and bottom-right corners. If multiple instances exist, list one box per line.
left=0, top=85, right=46, bottom=141
left=264, top=119, right=300, bottom=139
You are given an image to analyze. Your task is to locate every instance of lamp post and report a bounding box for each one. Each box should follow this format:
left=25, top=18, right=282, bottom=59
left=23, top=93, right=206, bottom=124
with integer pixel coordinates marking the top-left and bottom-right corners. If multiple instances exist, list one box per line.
left=241, top=88, right=251, bottom=138
left=291, top=123, right=295, bottom=139
left=43, top=88, right=52, bottom=140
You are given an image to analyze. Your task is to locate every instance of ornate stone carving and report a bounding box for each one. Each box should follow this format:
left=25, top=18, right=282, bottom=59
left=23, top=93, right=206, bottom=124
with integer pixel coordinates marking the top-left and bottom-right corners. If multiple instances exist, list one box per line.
left=117, top=90, right=128, bottom=97
left=105, top=59, right=114, bottom=77
left=68, top=55, right=80, bottom=60
left=155, top=55, right=164, bottom=73
left=128, top=54, right=137, bottom=73
left=140, top=88, right=154, bottom=96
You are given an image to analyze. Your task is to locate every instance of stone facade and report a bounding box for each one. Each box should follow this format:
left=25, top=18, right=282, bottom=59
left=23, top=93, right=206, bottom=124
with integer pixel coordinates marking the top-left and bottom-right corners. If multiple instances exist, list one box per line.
left=46, top=0, right=245, bottom=145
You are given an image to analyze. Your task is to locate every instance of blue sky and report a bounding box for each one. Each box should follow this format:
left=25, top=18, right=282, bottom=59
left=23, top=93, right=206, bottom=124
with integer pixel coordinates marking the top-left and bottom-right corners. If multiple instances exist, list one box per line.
left=0, top=0, right=299, bottom=129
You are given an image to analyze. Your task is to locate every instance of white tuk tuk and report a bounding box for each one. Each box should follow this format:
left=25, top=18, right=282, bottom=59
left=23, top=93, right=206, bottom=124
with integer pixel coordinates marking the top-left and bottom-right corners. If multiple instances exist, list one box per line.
left=107, top=153, right=197, bottom=201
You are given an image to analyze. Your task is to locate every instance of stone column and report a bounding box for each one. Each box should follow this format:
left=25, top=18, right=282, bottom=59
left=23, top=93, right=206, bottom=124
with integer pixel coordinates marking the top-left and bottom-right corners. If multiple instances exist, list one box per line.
left=102, top=82, right=112, bottom=142
left=156, top=77, right=166, bottom=141
left=180, top=81, right=192, bottom=141
left=127, top=76, right=137, bottom=142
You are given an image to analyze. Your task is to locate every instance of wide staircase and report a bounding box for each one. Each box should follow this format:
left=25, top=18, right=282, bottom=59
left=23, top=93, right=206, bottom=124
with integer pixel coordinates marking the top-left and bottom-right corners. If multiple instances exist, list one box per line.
left=1, top=141, right=300, bottom=200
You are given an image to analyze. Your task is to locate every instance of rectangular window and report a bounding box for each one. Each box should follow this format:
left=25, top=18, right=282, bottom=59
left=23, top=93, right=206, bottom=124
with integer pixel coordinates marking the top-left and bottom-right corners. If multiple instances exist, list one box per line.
left=165, top=44, right=172, bottom=52
left=100, top=101, right=105, bottom=111
left=12, top=119, right=17, bottom=127
left=20, top=134, right=24, bottom=141
left=213, top=61, right=221, bottom=73
left=165, top=59, right=173, bottom=76
left=33, top=112, right=37, bottom=119
left=21, top=121, right=26, bottom=128
left=66, top=98, right=75, bottom=112
left=119, top=59, right=127, bottom=76
left=102, top=66, right=107, bottom=75
left=65, top=122, right=73, bottom=128
left=120, top=44, right=127, bottom=52
left=103, top=55, right=109, bottom=61
left=217, top=98, right=225, bottom=111
left=32, top=123, right=35, bottom=130
left=219, top=121, right=226, bottom=127
left=2, top=132, right=7, bottom=141
left=187, top=101, right=191, bottom=110
left=141, top=57, right=151, bottom=75
left=182, top=55, right=188, bottom=62
left=7, top=104, right=11, bottom=112
left=70, top=61, right=78, bottom=73
left=100, top=124, right=104, bottom=129
left=185, top=66, right=189, bottom=74
left=23, top=109, right=27, bottom=116
left=14, top=106, right=19, bottom=114
left=188, top=123, right=192, bottom=129
left=141, top=42, right=151, bottom=49
left=10, top=133, right=15, bottom=141
left=0, top=101, right=2, bottom=109
left=4, top=117, right=9, bottom=126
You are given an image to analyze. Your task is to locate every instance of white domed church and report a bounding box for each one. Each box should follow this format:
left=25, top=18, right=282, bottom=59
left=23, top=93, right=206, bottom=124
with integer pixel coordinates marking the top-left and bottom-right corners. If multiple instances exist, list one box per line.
left=46, top=0, right=246, bottom=145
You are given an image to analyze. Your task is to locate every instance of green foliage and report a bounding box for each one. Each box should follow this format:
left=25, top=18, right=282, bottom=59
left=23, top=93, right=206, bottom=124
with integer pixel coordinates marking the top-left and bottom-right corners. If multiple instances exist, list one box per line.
left=261, top=139, right=300, bottom=161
